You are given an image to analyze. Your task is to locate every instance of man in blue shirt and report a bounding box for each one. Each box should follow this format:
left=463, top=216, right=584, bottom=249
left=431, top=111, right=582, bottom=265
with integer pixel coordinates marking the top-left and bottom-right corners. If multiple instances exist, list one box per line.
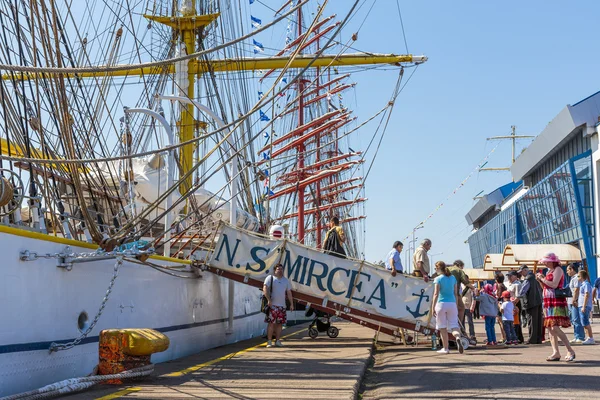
left=385, top=241, right=404, bottom=277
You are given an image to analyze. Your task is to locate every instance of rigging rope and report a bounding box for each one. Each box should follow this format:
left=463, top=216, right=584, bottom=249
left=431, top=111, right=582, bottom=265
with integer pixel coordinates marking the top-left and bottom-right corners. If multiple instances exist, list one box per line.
left=0, top=0, right=308, bottom=74
left=400, top=142, right=502, bottom=242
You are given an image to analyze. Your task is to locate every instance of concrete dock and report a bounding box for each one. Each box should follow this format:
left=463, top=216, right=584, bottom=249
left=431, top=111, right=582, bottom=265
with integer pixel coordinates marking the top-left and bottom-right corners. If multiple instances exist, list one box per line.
left=68, top=321, right=374, bottom=399
left=64, top=320, right=600, bottom=400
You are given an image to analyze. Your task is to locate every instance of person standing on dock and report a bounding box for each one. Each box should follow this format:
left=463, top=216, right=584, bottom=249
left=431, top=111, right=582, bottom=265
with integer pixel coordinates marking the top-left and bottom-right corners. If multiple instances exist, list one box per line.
left=536, top=253, right=575, bottom=362
left=566, top=264, right=584, bottom=344
left=413, top=239, right=432, bottom=282
left=577, top=269, right=595, bottom=345
left=323, top=216, right=346, bottom=258
left=461, top=282, right=476, bottom=339
left=448, top=260, right=471, bottom=325
left=385, top=241, right=404, bottom=276
left=432, top=261, right=464, bottom=354
left=507, top=271, right=524, bottom=343
left=518, top=265, right=544, bottom=344
left=263, top=264, right=294, bottom=348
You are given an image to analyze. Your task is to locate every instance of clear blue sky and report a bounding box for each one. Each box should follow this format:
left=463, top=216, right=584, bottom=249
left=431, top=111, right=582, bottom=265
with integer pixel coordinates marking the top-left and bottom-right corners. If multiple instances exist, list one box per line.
left=300, top=0, right=600, bottom=267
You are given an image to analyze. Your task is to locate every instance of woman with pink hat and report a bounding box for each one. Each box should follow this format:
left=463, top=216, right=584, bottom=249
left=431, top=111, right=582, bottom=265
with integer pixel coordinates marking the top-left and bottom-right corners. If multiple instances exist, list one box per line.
left=536, top=252, right=576, bottom=362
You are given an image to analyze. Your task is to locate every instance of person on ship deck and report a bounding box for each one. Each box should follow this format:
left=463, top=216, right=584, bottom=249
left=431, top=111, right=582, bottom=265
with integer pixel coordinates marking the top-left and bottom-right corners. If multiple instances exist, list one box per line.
left=385, top=241, right=404, bottom=276
left=323, top=216, right=346, bottom=259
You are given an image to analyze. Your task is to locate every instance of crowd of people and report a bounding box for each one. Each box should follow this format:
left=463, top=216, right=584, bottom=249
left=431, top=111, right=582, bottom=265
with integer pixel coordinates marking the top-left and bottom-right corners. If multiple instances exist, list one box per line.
left=384, top=239, right=596, bottom=360
left=262, top=224, right=597, bottom=360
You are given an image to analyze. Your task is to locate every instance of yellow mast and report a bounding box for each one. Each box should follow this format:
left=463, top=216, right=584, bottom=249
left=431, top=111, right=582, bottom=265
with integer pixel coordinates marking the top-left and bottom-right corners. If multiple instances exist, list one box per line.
left=144, top=6, right=220, bottom=195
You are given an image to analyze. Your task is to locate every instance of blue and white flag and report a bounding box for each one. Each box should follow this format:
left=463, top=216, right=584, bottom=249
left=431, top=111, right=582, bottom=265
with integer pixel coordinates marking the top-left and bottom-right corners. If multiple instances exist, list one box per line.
left=253, top=39, right=264, bottom=54
left=258, top=91, right=264, bottom=100
left=251, top=15, right=262, bottom=29
left=263, top=131, right=270, bottom=140
left=259, top=110, right=270, bottom=121
left=262, top=151, right=270, bottom=160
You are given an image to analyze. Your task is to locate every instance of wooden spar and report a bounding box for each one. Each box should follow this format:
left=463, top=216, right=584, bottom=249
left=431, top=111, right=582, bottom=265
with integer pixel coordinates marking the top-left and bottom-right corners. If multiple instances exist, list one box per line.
left=304, top=215, right=366, bottom=233
left=266, top=116, right=355, bottom=160
left=276, top=197, right=367, bottom=220
left=274, top=160, right=362, bottom=188
left=320, top=177, right=362, bottom=192
left=257, top=109, right=343, bottom=154
left=301, top=151, right=361, bottom=172
left=260, top=20, right=340, bottom=82
left=278, top=83, right=355, bottom=117
left=303, top=74, right=351, bottom=98
left=277, top=16, right=336, bottom=56
left=268, top=165, right=354, bottom=200
left=203, top=265, right=432, bottom=335
left=305, top=184, right=363, bottom=203
left=2, top=54, right=428, bottom=81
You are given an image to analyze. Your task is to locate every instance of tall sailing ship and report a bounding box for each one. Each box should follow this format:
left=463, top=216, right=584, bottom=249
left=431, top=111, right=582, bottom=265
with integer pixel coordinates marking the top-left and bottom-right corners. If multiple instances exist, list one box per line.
left=0, top=0, right=426, bottom=395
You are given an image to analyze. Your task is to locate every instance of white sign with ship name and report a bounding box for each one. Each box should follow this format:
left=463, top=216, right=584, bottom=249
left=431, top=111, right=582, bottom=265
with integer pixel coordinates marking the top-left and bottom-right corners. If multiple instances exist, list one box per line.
left=209, top=225, right=436, bottom=329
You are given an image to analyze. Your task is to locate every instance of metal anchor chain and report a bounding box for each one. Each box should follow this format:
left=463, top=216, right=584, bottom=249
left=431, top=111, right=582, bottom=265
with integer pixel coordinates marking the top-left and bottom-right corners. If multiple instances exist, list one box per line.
left=49, top=257, right=123, bottom=353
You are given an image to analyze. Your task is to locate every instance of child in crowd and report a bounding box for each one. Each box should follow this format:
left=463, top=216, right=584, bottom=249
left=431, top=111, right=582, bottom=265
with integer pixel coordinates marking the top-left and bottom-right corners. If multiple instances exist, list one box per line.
left=501, top=290, right=518, bottom=344
left=475, top=284, right=499, bottom=346
left=578, top=269, right=595, bottom=345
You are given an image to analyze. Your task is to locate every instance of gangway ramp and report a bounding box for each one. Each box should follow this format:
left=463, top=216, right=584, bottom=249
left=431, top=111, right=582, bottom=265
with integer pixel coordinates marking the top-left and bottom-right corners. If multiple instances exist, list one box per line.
left=202, top=224, right=436, bottom=339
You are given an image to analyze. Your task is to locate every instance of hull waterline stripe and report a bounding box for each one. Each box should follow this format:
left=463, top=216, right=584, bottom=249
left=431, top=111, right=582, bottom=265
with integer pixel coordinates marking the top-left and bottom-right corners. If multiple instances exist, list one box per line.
left=0, top=311, right=262, bottom=354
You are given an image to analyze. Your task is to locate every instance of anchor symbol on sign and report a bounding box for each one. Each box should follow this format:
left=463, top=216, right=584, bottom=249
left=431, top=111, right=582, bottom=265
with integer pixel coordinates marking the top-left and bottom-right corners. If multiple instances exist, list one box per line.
left=406, top=288, right=430, bottom=318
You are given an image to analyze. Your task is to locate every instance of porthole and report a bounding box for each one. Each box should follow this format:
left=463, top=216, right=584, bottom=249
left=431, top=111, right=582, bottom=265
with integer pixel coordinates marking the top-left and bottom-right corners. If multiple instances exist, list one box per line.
left=77, top=311, right=89, bottom=332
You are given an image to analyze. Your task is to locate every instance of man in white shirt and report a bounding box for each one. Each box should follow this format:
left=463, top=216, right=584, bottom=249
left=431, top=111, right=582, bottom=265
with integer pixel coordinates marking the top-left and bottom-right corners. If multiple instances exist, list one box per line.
left=506, top=271, right=524, bottom=343
left=263, top=264, right=294, bottom=348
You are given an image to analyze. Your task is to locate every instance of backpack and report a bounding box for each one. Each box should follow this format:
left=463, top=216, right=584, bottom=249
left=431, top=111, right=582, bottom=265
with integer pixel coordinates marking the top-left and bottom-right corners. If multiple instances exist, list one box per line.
left=260, top=275, right=273, bottom=314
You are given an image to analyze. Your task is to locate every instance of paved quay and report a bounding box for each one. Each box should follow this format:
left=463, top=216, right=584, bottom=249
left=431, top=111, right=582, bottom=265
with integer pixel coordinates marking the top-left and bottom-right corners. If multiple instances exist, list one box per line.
left=64, top=319, right=600, bottom=400
left=361, top=319, right=600, bottom=400
left=66, top=321, right=375, bottom=399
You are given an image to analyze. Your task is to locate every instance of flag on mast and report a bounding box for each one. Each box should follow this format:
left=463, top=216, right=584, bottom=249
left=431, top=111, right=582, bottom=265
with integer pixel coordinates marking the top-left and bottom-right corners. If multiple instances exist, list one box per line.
left=253, top=39, right=264, bottom=54
left=251, top=15, right=262, bottom=29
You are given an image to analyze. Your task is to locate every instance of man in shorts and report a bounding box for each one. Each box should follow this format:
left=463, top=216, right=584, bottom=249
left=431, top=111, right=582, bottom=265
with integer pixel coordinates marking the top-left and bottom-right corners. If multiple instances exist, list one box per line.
left=263, top=263, right=294, bottom=348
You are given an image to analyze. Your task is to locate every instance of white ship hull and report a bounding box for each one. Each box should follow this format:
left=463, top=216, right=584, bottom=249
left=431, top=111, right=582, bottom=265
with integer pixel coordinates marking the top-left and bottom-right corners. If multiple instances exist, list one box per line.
left=0, top=228, right=275, bottom=396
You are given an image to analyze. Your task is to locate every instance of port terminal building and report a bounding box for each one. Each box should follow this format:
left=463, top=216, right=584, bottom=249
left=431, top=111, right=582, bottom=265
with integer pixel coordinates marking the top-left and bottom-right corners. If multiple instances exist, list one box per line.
left=466, top=91, right=600, bottom=282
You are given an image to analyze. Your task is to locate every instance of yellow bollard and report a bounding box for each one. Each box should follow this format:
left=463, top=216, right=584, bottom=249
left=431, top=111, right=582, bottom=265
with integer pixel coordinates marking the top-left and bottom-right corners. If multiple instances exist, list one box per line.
left=98, top=328, right=169, bottom=384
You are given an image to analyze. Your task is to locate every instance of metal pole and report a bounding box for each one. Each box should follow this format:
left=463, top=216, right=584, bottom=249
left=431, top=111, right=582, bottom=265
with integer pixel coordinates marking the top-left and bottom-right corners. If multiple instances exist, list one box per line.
left=511, top=125, right=516, bottom=164
left=124, top=107, right=174, bottom=257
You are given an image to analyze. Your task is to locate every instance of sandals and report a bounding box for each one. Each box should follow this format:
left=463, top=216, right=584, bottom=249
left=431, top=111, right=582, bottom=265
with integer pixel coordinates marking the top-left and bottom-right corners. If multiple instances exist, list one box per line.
left=545, top=353, right=576, bottom=362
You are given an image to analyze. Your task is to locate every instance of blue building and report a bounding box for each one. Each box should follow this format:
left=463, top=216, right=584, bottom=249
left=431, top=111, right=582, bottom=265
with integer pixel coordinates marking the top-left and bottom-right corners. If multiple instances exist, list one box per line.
left=466, top=91, right=600, bottom=282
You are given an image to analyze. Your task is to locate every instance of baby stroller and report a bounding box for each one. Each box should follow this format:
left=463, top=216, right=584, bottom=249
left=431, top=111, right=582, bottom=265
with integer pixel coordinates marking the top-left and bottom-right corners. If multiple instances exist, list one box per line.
left=305, top=307, right=339, bottom=339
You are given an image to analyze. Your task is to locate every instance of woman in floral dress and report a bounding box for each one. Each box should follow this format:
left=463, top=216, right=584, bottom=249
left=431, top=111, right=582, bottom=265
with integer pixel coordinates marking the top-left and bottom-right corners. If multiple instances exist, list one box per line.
left=536, top=253, right=576, bottom=362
